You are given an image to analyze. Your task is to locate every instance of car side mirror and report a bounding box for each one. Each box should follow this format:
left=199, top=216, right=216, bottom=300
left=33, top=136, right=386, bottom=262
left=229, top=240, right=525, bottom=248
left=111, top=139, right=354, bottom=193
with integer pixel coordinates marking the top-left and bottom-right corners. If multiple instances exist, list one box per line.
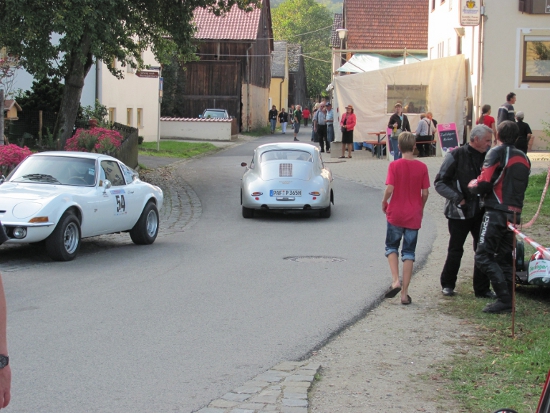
left=0, top=175, right=4, bottom=184
left=102, top=179, right=112, bottom=193
left=241, top=162, right=247, bottom=167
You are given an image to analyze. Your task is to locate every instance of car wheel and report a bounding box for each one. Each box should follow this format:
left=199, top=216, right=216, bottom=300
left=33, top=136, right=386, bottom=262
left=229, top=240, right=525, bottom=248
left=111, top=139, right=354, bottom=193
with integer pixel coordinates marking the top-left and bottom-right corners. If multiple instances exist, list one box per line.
left=130, top=202, right=159, bottom=245
left=319, top=204, right=331, bottom=218
left=242, top=206, right=254, bottom=218
left=45, top=211, right=81, bottom=261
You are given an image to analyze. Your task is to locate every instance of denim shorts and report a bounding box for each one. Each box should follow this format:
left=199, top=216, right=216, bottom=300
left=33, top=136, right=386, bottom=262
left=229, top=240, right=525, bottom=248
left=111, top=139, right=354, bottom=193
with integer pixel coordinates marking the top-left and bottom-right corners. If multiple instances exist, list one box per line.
left=384, top=222, right=418, bottom=261
left=294, top=122, right=301, bottom=133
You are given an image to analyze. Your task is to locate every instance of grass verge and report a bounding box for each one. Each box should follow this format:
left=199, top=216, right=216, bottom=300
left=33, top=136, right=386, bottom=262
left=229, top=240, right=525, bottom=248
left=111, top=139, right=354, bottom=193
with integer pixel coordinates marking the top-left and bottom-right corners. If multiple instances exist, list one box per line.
left=139, top=141, right=219, bottom=158
left=241, top=126, right=272, bottom=137
left=439, top=171, right=550, bottom=412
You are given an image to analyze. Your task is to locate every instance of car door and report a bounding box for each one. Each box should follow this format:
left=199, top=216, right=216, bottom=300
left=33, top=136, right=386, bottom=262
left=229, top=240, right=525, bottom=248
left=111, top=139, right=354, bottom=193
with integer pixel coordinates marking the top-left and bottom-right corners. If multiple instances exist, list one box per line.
left=96, top=159, right=137, bottom=232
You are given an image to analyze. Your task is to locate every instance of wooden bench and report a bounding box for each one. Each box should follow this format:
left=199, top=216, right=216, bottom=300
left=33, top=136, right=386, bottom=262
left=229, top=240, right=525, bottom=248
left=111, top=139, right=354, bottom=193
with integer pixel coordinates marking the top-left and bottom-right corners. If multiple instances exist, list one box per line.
left=363, top=140, right=387, bottom=158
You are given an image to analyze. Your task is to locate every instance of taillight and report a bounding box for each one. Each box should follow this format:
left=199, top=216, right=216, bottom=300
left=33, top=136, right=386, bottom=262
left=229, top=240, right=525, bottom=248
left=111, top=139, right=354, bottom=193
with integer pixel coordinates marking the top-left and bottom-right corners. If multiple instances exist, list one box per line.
left=251, top=192, right=263, bottom=196
left=309, top=191, right=320, bottom=196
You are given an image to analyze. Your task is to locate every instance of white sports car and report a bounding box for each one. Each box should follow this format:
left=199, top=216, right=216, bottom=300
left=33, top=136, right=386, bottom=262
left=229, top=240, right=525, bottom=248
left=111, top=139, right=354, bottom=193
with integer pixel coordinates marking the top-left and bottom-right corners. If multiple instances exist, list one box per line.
left=0, top=151, right=163, bottom=261
left=240, top=142, right=334, bottom=218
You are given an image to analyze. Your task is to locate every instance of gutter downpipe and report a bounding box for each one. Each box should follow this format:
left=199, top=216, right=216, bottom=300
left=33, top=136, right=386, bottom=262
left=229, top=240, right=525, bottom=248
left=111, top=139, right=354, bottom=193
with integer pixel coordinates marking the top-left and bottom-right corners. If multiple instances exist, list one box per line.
left=476, top=1, right=485, bottom=121
left=279, top=77, right=284, bottom=109
left=246, top=43, right=253, bottom=132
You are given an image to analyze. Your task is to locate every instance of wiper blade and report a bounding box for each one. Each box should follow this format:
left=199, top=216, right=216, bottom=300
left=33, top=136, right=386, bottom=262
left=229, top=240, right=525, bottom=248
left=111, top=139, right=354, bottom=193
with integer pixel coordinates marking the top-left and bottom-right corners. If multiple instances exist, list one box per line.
left=19, top=174, right=61, bottom=184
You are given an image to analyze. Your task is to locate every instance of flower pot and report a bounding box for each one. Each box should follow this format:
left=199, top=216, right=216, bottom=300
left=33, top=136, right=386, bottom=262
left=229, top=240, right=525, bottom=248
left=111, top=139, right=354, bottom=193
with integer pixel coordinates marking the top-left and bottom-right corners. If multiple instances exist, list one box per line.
left=89, top=119, right=98, bottom=128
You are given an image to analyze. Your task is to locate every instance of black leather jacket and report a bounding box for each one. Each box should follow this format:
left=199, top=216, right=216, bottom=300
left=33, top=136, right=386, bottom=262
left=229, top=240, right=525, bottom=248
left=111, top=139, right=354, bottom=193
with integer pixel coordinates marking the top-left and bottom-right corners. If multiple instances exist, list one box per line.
left=434, top=144, right=485, bottom=220
left=388, top=113, right=411, bottom=132
left=468, top=144, right=531, bottom=213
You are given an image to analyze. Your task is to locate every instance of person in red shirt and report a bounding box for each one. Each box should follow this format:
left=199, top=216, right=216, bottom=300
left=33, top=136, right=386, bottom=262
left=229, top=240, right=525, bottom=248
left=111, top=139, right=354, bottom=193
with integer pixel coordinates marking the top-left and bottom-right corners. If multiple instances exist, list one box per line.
left=382, top=132, right=430, bottom=305
left=302, top=107, right=310, bottom=127
left=476, top=104, right=497, bottom=145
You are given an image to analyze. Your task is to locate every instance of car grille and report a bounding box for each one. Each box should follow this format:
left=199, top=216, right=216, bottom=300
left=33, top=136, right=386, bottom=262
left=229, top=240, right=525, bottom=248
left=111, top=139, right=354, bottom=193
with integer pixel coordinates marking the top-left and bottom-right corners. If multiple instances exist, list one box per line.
left=279, top=163, right=292, bottom=177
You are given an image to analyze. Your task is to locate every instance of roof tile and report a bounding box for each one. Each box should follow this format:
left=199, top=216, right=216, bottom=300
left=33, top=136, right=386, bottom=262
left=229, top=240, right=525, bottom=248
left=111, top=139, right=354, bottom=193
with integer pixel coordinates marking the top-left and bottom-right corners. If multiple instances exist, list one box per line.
left=193, top=2, right=263, bottom=41
left=344, top=0, right=428, bottom=50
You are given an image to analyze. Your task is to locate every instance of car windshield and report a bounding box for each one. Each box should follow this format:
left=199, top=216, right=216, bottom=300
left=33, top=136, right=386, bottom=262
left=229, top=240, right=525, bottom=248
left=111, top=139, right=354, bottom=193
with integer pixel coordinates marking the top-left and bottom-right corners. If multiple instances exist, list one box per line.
left=9, top=156, right=97, bottom=186
left=203, top=110, right=227, bottom=119
left=260, top=150, right=313, bottom=162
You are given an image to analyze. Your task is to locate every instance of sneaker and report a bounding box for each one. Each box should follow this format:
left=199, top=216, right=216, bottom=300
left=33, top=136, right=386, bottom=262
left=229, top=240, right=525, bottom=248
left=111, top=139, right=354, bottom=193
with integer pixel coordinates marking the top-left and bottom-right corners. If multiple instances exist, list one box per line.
left=442, top=288, right=455, bottom=296
left=482, top=300, right=512, bottom=314
left=294, top=138, right=299, bottom=141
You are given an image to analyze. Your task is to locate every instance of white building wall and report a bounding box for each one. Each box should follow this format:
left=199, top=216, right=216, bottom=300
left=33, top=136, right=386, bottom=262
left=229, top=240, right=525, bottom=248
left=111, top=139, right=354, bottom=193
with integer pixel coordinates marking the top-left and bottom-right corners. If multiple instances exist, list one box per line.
left=100, top=49, right=160, bottom=142
left=482, top=0, right=550, bottom=145
left=428, top=0, right=550, bottom=149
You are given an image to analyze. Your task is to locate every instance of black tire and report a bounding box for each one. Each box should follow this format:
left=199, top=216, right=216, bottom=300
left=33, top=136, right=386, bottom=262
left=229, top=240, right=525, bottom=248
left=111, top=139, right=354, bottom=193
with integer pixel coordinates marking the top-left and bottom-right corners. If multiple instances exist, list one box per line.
left=319, top=204, right=331, bottom=218
left=130, top=202, right=159, bottom=245
left=45, top=211, right=81, bottom=261
left=516, top=240, right=525, bottom=271
left=242, top=206, right=254, bottom=218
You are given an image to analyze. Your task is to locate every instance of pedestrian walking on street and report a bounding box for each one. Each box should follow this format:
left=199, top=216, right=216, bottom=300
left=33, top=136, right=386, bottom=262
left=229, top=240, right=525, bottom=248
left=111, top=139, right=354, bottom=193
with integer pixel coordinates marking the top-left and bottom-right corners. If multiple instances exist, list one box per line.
left=293, top=105, right=302, bottom=141
left=268, top=105, right=278, bottom=134
left=302, top=106, right=310, bottom=127
left=382, top=132, right=430, bottom=305
left=339, top=105, right=356, bottom=158
left=476, top=104, right=497, bottom=145
left=497, top=92, right=516, bottom=126
left=313, top=103, right=329, bottom=153
left=388, top=103, right=411, bottom=160
left=468, top=121, right=531, bottom=314
left=515, top=111, right=532, bottom=154
left=325, top=102, right=335, bottom=144
left=415, top=113, right=431, bottom=157
left=434, top=124, right=495, bottom=298
left=278, top=108, right=289, bottom=134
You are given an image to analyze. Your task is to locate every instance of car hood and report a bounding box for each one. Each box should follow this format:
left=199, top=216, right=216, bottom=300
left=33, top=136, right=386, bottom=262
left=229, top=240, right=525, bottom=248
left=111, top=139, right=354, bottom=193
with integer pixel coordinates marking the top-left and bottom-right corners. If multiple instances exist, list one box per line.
left=260, top=162, right=313, bottom=181
left=0, top=182, right=88, bottom=200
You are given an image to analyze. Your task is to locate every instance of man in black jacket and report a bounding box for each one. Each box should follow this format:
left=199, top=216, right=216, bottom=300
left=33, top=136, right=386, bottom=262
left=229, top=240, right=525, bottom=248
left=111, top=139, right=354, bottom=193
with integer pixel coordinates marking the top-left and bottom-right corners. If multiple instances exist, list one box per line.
left=468, top=121, right=531, bottom=313
left=434, top=125, right=494, bottom=298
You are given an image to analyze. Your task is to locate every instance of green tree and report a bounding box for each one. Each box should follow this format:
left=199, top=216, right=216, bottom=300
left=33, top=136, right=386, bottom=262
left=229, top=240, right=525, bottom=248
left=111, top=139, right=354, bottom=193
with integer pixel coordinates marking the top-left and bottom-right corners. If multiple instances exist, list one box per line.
left=272, top=0, right=333, bottom=99
left=0, top=0, right=259, bottom=148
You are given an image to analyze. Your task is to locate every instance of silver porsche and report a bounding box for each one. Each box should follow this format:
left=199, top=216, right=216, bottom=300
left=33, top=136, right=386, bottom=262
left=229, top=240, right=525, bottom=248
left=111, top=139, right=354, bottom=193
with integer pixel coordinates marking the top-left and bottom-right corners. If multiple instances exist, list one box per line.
left=240, top=142, right=334, bottom=218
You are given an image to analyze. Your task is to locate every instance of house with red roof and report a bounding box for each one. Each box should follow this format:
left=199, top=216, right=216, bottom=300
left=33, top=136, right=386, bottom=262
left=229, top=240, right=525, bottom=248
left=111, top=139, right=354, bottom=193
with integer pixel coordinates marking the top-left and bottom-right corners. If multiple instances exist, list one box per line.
left=179, top=1, right=274, bottom=131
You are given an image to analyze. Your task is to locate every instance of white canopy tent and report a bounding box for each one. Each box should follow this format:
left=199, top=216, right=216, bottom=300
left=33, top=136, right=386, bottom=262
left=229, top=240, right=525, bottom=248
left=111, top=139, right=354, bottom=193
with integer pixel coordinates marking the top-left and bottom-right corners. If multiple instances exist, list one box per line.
left=336, top=53, right=428, bottom=74
left=332, top=55, right=468, bottom=151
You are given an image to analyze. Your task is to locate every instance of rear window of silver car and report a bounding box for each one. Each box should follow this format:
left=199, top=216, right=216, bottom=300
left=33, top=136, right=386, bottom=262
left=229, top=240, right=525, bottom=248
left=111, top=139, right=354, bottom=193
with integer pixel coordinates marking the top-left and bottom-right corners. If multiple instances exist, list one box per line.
left=260, top=150, right=313, bottom=162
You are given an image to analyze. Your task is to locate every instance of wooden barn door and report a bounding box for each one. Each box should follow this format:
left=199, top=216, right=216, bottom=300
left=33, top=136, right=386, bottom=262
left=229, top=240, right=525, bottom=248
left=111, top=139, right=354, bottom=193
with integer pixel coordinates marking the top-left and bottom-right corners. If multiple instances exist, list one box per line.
left=182, top=60, right=242, bottom=129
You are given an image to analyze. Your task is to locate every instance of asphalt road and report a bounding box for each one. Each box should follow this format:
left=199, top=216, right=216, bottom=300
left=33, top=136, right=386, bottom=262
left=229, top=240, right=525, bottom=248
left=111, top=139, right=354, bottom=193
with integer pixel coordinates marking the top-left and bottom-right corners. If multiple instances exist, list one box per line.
left=1, top=135, right=436, bottom=412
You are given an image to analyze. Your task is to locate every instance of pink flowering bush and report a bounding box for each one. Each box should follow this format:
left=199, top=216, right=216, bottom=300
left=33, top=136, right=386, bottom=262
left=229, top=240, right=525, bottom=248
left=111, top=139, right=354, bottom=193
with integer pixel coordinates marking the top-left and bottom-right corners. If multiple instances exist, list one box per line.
left=0, top=144, right=33, bottom=173
left=65, top=127, right=123, bottom=154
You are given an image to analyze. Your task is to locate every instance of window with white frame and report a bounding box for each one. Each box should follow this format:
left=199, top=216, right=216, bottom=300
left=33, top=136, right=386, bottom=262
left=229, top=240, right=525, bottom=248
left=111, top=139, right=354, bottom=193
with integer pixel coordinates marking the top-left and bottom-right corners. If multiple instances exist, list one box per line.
left=108, top=108, right=116, bottom=124
left=126, top=108, right=133, bottom=126
left=522, top=34, right=550, bottom=83
left=137, top=108, right=143, bottom=128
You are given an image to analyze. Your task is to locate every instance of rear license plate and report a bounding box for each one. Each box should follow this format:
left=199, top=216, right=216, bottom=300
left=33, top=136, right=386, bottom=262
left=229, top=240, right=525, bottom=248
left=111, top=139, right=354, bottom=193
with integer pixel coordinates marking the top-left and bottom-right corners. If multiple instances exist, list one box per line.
left=270, top=189, right=302, bottom=197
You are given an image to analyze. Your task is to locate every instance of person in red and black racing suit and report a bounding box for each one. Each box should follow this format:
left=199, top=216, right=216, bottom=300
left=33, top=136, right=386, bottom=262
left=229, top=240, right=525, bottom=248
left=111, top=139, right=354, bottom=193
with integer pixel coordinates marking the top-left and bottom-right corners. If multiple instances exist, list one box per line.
left=468, top=120, right=531, bottom=314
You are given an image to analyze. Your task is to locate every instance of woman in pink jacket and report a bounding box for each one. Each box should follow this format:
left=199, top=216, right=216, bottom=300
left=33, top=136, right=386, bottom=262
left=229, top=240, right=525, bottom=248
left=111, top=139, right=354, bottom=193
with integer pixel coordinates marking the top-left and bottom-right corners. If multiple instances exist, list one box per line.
left=339, top=104, right=357, bottom=158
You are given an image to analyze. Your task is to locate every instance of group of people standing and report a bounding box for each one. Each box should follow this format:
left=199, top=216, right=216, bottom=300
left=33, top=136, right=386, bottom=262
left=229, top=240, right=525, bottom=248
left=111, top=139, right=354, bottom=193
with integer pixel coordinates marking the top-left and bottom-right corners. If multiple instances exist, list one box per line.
left=269, top=101, right=358, bottom=159
left=476, top=92, right=532, bottom=154
left=383, top=92, right=532, bottom=314
left=268, top=104, right=303, bottom=141
left=388, top=102, right=437, bottom=160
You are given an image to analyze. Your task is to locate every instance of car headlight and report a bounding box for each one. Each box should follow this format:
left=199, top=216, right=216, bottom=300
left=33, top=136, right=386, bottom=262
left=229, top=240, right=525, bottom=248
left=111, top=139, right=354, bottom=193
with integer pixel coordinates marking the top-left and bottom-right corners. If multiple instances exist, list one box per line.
left=12, top=202, right=43, bottom=219
left=12, top=227, right=27, bottom=239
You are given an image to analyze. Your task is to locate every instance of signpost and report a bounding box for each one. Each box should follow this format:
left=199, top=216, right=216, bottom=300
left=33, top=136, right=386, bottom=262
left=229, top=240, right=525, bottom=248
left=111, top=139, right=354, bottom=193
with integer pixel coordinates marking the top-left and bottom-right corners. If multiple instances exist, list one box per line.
left=136, top=70, right=159, bottom=78
left=460, top=0, right=481, bottom=26
left=437, top=123, right=459, bottom=154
